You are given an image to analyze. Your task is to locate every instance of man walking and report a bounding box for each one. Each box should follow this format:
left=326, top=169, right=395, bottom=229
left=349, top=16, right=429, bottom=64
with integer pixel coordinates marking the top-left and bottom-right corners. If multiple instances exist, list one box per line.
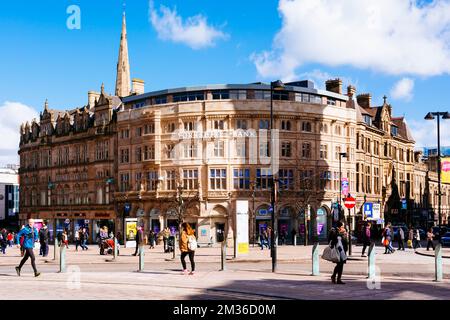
left=162, top=227, right=170, bottom=253
left=397, top=227, right=405, bottom=251
left=15, top=219, right=40, bottom=277
left=132, top=226, right=144, bottom=256
left=398, top=227, right=405, bottom=251
left=39, top=222, right=50, bottom=257
left=80, top=228, right=89, bottom=250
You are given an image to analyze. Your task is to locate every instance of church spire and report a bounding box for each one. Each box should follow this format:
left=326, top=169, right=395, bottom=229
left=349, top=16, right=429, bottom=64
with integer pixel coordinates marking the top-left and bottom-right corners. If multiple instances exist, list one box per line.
left=115, top=11, right=131, bottom=97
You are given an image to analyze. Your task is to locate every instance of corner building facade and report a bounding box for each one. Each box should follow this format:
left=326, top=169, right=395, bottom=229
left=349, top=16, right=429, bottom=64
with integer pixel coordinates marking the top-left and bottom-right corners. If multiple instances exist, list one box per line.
left=19, top=13, right=437, bottom=245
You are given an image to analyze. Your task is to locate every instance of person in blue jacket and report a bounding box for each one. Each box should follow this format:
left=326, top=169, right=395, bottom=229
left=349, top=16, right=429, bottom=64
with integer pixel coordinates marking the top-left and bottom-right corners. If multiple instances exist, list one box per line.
left=15, top=219, right=40, bottom=277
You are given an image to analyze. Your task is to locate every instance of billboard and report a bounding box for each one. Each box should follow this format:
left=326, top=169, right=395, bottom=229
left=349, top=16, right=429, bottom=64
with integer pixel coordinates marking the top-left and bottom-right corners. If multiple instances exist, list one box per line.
left=235, top=200, right=249, bottom=255
left=442, top=157, right=450, bottom=184
left=125, top=218, right=138, bottom=248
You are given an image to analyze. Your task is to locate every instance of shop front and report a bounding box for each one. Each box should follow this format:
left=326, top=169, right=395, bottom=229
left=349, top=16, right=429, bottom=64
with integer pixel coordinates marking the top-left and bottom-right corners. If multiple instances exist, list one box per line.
left=278, top=207, right=294, bottom=244
left=255, top=206, right=271, bottom=241
left=149, top=208, right=161, bottom=234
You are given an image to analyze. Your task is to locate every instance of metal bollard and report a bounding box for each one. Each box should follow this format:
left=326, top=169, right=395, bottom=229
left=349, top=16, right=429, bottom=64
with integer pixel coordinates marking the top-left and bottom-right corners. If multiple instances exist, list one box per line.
left=59, top=244, right=66, bottom=273
left=54, top=240, right=59, bottom=261
left=220, top=241, right=227, bottom=271
left=435, top=244, right=443, bottom=282
left=311, top=243, right=320, bottom=276
left=368, top=243, right=376, bottom=279
left=138, top=245, right=144, bottom=272
left=113, top=237, right=118, bottom=260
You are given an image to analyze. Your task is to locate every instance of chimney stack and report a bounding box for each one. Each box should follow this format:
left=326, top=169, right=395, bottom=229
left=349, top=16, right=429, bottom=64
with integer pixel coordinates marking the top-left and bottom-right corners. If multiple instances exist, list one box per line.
left=325, top=78, right=343, bottom=94
left=356, top=93, right=372, bottom=108
left=88, top=91, right=100, bottom=108
left=132, top=78, right=145, bottom=95
left=347, top=85, right=356, bottom=98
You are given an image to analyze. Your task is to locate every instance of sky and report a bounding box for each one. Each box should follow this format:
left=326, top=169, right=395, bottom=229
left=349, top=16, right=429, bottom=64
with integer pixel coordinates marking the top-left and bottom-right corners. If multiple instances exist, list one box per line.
left=1, top=0, right=450, bottom=165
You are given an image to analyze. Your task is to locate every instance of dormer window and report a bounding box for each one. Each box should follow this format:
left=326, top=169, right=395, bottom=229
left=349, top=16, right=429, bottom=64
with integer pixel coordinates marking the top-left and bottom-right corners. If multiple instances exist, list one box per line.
left=364, top=115, right=372, bottom=126
left=391, top=125, right=398, bottom=137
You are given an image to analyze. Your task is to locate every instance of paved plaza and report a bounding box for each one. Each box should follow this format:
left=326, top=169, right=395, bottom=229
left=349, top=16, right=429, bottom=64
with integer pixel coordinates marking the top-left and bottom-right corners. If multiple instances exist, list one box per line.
left=0, top=242, right=448, bottom=300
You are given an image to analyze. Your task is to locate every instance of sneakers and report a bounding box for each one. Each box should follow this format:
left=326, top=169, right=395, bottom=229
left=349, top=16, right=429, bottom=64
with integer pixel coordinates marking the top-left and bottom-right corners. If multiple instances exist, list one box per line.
left=361, top=254, right=367, bottom=257
left=336, top=280, right=345, bottom=284
left=34, top=272, right=41, bottom=277
left=181, top=269, right=188, bottom=275
left=189, top=271, right=195, bottom=276
left=331, top=276, right=336, bottom=284
left=15, top=266, right=20, bottom=277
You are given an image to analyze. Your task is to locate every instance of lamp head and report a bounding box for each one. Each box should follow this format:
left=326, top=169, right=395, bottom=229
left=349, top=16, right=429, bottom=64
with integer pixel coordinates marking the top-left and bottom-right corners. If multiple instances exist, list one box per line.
left=424, top=112, right=435, bottom=120
left=443, top=111, right=450, bottom=120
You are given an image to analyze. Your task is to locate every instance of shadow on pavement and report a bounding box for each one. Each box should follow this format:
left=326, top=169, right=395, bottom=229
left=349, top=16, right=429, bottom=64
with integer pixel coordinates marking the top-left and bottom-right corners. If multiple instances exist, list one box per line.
left=182, top=277, right=450, bottom=300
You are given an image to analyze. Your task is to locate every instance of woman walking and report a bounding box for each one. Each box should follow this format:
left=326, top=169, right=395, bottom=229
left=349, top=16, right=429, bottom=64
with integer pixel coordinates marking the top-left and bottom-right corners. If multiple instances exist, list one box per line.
left=179, top=222, right=196, bottom=275
left=328, top=221, right=348, bottom=284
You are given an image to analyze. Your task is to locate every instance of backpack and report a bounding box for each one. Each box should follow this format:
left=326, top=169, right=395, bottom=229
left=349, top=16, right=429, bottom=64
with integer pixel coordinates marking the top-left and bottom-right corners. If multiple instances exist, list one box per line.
left=187, top=235, right=197, bottom=251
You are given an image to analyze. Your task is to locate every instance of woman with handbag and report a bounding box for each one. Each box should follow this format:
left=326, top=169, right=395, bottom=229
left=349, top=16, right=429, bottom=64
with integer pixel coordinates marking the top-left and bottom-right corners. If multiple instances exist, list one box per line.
left=328, top=221, right=348, bottom=284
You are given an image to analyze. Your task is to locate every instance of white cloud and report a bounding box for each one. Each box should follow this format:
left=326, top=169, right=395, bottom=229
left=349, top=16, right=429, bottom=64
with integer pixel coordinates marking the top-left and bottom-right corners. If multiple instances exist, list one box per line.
left=149, top=0, right=228, bottom=49
left=252, top=0, right=450, bottom=79
left=0, top=101, right=39, bottom=166
left=408, top=119, right=450, bottom=148
left=390, top=78, right=415, bottom=101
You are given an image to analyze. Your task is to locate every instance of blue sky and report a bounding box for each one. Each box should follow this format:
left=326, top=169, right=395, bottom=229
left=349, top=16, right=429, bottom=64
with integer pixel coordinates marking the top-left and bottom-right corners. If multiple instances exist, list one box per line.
left=1, top=0, right=450, bottom=165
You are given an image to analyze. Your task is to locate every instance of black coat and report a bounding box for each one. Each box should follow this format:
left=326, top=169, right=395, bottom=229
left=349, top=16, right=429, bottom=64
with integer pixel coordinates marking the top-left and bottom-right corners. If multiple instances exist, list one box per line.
left=328, top=228, right=348, bottom=253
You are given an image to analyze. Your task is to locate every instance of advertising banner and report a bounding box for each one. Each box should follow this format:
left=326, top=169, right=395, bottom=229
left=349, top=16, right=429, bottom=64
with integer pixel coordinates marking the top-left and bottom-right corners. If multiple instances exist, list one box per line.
left=442, top=157, right=450, bottom=184
left=125, top=218, right=138, bottom=248
left=341, top=178, right=349, bottom=196
left=372, top=203, right=381, bottom=220
left=236, top=200, right=249, bottom=255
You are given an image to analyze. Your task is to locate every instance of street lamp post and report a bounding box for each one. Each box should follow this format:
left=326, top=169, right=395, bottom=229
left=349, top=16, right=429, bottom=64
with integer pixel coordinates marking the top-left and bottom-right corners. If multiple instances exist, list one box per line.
left=270, top=80, right=284, bottom=273
left=424, top=111, right=450, bottom=228
left=338, top=152, right=347, bottom=219
left=339, top=152, right=351, bottom=254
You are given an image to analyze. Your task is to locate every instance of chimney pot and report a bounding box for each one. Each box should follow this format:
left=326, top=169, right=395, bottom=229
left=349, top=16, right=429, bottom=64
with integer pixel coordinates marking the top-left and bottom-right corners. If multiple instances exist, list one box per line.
left=325, top=78, right=343, bottom=94
left=356, top=93, right=372, bottom=108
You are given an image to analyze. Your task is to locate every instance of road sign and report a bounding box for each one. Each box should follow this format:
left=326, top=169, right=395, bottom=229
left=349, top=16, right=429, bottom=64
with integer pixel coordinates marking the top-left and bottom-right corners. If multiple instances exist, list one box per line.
left=344, top=196, right=356, bottom=209
left=364, top=202, right=373, bottom=218
left=401, top=199, right=407, bottom=210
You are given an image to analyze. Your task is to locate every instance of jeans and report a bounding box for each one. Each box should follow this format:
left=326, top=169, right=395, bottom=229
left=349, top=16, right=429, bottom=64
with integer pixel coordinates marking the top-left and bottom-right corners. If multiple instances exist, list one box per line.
left=332, top=261, right=344, bottom=281
left=81, top=240, right=88, bottom=250
left=40, top=242, right=49, bottom=257
left=361, top=241, right=371, bottom=255
left=18, top=248, right=38, bottom=273
left=398, top=239, right=405, bottom=250
left=180, top=251, right=195, bottom=272
left=427, top=240, right=435, bottom=251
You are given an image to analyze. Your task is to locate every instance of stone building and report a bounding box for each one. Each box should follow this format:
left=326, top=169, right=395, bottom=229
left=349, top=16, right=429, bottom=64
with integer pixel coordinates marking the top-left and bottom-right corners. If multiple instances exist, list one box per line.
left=19, top=12, right=446, bottom=245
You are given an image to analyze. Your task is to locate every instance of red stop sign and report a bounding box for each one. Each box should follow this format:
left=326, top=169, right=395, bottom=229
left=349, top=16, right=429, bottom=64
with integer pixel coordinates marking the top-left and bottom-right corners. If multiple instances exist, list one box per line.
left=344, top=196, right=356, bottom=209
